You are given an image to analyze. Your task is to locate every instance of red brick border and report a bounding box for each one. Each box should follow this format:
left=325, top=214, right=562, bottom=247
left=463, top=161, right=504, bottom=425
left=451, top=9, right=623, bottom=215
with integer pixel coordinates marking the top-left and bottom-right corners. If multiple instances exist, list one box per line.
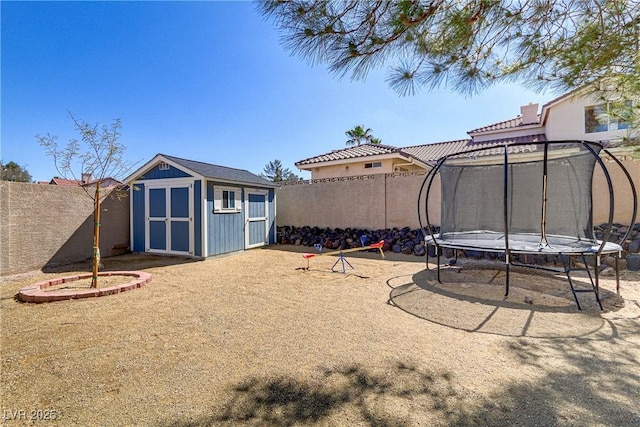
left=18, top=271, right=152, bottom=303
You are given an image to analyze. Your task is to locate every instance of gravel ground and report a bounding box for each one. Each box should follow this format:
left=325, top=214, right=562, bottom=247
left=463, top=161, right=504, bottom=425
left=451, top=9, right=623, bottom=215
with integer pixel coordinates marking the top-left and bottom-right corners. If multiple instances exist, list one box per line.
left=1, top=247, right=639, bottom=426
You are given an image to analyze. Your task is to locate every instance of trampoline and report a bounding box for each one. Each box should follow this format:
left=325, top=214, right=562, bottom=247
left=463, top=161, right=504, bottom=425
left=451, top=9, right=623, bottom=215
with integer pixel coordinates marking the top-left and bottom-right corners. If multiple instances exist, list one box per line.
left=418, top=140, right=637, bottom=310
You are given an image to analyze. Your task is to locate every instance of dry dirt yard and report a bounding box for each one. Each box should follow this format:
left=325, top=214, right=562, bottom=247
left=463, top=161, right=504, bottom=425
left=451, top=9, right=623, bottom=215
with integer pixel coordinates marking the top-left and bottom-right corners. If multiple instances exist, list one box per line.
left=1, top=247, right=639, bottom=426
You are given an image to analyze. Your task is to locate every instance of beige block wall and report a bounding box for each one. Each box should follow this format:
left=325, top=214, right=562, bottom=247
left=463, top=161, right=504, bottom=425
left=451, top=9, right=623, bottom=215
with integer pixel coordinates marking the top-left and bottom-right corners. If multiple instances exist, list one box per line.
left=276, top=172, right=438, bottom=230
left=277, top=158, right=638, bottom=232
left=276, top=175, right=387, bottom=229
left=1, top=182, right=130, bottom=275
left=592, top=156, right=640, bottom=225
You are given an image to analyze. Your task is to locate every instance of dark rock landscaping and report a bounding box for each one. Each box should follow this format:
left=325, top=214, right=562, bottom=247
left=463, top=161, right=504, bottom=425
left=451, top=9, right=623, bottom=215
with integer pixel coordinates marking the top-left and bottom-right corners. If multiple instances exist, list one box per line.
left=277, top=223, right=640, bottom=271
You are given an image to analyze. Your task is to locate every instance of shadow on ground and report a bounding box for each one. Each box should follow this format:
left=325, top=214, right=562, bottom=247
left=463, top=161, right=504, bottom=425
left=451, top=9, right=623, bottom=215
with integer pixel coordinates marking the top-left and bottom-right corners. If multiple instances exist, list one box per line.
left=40, top=253, right=202, bottom=274
left=162, top=352, right=640, bottom=426
left=383, top=262, right=628, bottom=338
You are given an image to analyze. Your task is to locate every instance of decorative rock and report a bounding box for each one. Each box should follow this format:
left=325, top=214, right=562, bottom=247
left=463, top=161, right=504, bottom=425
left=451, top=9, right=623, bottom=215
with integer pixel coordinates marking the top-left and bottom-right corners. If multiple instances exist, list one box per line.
left=600, top=267, right=615, bottom=277
left=627, top=254, right=640, bottom=271
left=414, top=245, right=426, bottom=256
left=467, top=250, right=484, bottom=259
left=619, top=258, right=628, bottom=271
left=524, top=296, right=534, bottom=304
left=535, top=254, right=548, bottom=265
left=482, top=251, right=495, bottom=260
left=277, top=224, right=640, bottom=259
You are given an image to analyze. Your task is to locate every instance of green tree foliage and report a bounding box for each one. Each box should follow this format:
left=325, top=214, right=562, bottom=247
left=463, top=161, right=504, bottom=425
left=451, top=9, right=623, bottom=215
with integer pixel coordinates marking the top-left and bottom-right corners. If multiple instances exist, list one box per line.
left=259, top=1, right=640, bottom=98
left=1, top=161, right=32, bottom=182
left=261, top=159, right=300, bottom=182
left=36, top=113, right=137, bottom=288
left=345, top=125, right=380, bottom=146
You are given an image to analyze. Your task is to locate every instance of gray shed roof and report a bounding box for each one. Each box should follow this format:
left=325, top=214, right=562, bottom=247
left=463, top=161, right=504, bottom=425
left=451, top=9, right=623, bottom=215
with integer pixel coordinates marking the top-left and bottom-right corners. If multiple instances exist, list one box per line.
left=161, top=154, right=279, bottom=188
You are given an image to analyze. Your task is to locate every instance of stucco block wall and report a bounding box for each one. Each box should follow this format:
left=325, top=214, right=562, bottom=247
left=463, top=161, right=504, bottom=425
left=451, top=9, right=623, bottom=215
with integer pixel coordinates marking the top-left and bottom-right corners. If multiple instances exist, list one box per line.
left=277, top=175, right=386, bottom=229
left=277, top=158, right=638, bottom=231
left=592, top=156, right=640, bottom=225
left=1, top=182, right=129, bottom=275
left=277, top=172, right=436, bottom=230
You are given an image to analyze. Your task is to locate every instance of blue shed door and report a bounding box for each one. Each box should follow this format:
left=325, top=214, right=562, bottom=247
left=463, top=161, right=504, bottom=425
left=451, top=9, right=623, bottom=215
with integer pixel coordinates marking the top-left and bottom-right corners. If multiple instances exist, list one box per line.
left=146, top=182, right=193, bottom=255
left=245, top=190, right=268, bottom=249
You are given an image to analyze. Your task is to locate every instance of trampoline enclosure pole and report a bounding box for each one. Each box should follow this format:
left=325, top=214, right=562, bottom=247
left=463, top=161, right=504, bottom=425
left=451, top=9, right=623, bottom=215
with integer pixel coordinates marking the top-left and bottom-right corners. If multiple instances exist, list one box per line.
left=503, top=146, right=510, bottom=296
left=540, top=144, right=549, bottom=247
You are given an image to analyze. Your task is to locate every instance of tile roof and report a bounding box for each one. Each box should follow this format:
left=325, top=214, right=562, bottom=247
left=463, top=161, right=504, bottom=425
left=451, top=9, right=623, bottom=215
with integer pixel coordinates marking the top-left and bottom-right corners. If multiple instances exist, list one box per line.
left=467, top=114, right=541, bottom=134
left=296, top=135, right=549, bottom=169
left=161, top=154, right=279, bottom=188
left=401, top=135, right=547, bottom=163
left=401, top=139, right=472, bottom=163
left=295, top=144, right=400, bottom=166
left=459, top=134, right=548, bottom=157
left=49, top=177, right=81, bottom=186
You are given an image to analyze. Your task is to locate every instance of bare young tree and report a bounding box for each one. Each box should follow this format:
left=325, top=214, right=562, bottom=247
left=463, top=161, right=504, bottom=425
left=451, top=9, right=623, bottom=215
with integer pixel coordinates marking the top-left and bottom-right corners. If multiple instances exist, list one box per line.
left=37, top=113, right=137, bottom=288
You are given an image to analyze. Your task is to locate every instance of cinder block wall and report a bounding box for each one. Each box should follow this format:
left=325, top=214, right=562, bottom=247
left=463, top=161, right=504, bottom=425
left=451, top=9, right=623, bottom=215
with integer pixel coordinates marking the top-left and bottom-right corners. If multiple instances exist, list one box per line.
left=277, top=158, right=639, bottom=231
left=1, top=182, right=129, bottom=275
left=276, top=172, right=435, bottom=230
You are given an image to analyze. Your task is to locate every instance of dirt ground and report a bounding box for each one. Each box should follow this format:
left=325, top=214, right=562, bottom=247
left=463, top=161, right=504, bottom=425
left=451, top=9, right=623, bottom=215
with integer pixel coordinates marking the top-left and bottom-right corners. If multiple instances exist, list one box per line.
left=1, top=246, right=639, bottom=426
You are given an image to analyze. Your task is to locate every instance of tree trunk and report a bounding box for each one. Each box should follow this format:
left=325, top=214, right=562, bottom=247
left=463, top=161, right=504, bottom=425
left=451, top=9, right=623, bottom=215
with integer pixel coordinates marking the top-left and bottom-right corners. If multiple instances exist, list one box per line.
left=91, top=185, right=101, bottom=288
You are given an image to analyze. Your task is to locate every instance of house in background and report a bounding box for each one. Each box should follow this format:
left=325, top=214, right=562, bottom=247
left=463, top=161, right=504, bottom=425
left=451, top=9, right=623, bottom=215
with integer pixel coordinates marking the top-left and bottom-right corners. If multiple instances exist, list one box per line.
left=295, top=143, right=431, bottom=179
left=40, top=174, right=121, bottom=188
left=297, top=88, right=637, bottom=179
left=126, top=154, right=278, bottom=257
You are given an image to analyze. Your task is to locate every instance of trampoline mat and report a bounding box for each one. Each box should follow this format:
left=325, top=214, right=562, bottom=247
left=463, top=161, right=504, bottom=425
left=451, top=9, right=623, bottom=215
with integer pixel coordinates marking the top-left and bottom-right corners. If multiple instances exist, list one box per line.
left=425, top=231, right=622, bottom=255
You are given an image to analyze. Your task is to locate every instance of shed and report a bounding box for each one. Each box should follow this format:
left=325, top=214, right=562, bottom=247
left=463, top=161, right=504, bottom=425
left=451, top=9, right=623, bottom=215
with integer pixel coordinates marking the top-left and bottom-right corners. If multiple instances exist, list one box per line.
left=127, top=154, right=279, bottom=257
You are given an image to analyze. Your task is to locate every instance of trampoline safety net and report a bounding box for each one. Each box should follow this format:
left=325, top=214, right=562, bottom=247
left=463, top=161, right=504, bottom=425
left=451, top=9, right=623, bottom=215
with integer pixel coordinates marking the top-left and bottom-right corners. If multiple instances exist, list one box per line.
left=438, top=142, right=601, bottom=251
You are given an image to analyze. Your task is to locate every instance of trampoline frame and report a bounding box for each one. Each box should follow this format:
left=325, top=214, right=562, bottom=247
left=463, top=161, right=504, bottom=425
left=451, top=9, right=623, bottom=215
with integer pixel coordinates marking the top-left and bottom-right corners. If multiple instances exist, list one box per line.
left=418, top=140, right=638, bottom=310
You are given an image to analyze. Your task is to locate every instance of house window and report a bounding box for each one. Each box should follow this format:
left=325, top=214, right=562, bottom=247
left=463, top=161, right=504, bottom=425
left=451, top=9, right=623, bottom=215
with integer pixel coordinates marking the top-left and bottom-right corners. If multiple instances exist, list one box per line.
left=158, top=162, right=170, bottom=171
left=222, top=190, right=235, bottom=209
left=364, top=162, right=382, bottom=169
left=585, top=101, right=632, bottom=133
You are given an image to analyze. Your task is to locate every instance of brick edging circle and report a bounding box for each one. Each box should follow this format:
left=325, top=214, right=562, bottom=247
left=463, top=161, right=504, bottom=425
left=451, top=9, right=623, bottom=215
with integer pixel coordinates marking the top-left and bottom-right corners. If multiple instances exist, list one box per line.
left=18, top=271, right=152, bottom=303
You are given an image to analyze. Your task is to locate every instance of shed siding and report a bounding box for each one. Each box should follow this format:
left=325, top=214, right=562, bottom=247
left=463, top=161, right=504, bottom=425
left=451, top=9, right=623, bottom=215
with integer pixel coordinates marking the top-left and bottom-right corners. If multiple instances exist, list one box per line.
left=249, top=221, right=266, bottom=245
left=206, top=182, right=244, bottom=256
left=139, top=164, right=192, bottom=180
left=132, top=184, right=145, bottom=252
left=194, top=180, right=202, bottom=257
left=211, top=212, right=244, bottom=255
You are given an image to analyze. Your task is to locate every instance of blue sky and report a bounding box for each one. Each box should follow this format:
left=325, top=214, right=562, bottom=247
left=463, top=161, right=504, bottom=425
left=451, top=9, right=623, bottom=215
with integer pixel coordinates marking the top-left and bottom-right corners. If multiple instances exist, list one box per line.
left=2, top=1, right=554, bottom=182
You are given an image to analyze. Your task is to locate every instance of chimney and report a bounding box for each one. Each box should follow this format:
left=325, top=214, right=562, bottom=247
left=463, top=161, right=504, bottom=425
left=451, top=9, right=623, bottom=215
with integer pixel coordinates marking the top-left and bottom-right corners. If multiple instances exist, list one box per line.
left=520, top=103, right=539, bottom=125
left=81, top=172, right=92, bottom=184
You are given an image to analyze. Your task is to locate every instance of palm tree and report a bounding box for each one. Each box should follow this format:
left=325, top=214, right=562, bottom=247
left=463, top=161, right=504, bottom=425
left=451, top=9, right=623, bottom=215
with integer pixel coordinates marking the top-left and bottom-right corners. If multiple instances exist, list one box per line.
left=345, top=125, right=375, bottom=146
